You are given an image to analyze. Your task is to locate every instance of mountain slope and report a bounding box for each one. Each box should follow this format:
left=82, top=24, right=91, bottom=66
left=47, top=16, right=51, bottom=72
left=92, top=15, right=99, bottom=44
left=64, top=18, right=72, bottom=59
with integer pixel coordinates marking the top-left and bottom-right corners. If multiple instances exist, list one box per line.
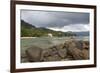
left=21, top=20, right=83, bottom=37
left=21, top=20, right=36, bottom=28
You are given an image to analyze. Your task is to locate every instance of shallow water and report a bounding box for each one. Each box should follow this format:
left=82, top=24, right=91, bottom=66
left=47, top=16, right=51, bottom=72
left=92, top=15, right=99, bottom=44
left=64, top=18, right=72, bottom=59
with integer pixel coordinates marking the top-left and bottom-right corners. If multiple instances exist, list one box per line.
left=21, top=36, right=89, bottom=62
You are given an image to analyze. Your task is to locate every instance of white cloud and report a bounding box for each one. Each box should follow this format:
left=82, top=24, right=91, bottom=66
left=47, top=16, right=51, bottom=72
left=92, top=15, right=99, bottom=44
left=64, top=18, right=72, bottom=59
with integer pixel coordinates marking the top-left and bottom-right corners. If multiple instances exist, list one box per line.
left=47, top=24, right=89, bottom=32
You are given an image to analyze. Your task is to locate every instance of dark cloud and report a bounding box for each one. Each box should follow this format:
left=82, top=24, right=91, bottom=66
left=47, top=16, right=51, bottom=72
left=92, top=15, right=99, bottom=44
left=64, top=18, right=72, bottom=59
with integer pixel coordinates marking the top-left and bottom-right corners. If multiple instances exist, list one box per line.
left=21, top=10, right=89, bottom=28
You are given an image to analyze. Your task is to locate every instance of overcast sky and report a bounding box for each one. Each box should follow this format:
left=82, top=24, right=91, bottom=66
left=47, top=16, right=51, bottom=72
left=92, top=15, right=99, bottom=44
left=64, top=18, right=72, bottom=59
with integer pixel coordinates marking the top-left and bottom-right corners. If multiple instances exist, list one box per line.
left=21, top=10, right=90, bottom=32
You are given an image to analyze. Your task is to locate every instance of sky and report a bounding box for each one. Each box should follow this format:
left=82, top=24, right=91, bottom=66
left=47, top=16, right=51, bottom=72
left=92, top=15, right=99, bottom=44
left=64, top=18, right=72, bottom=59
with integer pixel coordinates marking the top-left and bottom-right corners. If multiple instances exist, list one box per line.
left=21, top=10, right=90, bottom=32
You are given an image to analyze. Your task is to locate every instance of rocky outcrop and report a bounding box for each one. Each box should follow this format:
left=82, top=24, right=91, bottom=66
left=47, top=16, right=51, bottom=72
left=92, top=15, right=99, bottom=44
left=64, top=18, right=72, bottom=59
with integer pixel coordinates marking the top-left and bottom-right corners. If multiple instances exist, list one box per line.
left=81, top=49, right=89, bottom=59
left=25, top=39, right=89, bottom=62
left=64, top=39, right=89, bottom=60
left=25, top=46, right=42, bottom=62
left=82, top=41, right=89, bottom=49
left=55, top=44, right=68, bottom=58
left=41, top=44, right=67, bottom=61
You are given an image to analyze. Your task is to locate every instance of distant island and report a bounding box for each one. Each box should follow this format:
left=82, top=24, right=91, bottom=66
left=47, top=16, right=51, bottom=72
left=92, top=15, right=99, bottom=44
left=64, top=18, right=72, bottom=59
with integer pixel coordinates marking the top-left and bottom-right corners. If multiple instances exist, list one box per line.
left=21, top=20, right=89, bottom=37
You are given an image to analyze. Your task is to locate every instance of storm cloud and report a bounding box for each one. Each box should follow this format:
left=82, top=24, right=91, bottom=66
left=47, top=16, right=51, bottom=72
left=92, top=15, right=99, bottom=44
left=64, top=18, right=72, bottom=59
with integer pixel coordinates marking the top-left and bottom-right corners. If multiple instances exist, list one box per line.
left=21, top=10, right=89, bottom=32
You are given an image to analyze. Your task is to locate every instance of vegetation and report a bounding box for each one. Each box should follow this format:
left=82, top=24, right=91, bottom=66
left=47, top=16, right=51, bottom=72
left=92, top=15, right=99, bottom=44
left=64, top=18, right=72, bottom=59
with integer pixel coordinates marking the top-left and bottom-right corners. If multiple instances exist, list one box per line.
left=21, top=20, right=76, bottom=37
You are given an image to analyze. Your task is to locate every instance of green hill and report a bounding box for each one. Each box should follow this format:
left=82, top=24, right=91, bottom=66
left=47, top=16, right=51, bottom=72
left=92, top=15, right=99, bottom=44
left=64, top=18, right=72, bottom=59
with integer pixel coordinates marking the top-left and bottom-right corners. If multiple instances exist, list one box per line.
left=21, top=20, right=76, bottom=37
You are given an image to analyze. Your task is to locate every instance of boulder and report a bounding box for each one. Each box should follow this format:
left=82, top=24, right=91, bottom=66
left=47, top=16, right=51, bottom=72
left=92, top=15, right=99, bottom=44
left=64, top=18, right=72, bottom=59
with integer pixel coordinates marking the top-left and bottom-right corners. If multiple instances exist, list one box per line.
left=64, top=40, right=70, bottom=48
left=43, top=54, right=61, bottom=61
left=40, top=47, right=56, bottom=61
left=65, top=40, right=88, bottom=60
left=81, top=49, right=89, bottom=59
left=66, top=40, right=89, bottom=60
left=83, top=41, right=89, bottom=49
left=55, top=44, right=64, bottom=50
left=49, top=47, right=58, bottom=55
left=75, top=40, right=83, bottom=50
left=42, top=48, right=52, bottom=57
left=25, top=46, right=42, bottom=62
left=41, top=44, right=68, bottom=61
left=67, top=47, right=83, bottom=60
left=44, top=44, right=68, bottom=59
left=55, top=44, right=68, bottom=58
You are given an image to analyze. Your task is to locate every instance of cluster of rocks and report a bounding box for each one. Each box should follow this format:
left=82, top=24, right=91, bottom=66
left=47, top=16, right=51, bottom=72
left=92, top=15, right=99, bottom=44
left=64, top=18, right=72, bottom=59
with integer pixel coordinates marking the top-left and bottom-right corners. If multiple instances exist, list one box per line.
left=25, top=39, right=89, bottom=62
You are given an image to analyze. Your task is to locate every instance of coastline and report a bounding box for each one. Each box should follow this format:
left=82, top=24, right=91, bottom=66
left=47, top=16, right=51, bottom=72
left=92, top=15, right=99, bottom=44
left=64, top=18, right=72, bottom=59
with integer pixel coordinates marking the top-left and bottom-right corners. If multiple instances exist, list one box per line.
left=21, top=37, right=37, bottom=39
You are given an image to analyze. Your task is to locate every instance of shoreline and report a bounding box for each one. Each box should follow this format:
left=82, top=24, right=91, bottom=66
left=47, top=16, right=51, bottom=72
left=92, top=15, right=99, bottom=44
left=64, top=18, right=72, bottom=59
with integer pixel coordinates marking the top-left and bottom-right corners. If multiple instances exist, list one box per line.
left=21, top=37, right=37, bottom=39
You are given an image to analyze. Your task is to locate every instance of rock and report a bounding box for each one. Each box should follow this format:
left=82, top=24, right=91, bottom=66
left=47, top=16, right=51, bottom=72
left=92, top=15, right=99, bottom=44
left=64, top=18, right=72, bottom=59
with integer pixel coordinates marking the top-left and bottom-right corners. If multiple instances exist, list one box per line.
left=81, top=49, right=89, bottom=59
left=61, top=58, right=70, bottom=61
left=83, top=41, right=89, bottom=49
left=67, top=40, right=77, bottom=49
left=55, top=44, right=67, bottom=58
left=55, top=44, right=64, bottom=50
left=44, top=44, right=68, bottom=59
left=21, top=57, right=29, bottom=63
left=64, top=41, right=70, bottom=48
left=44, top=54, right=61, bottom=61
left=66, top=40, right=87, bottom=60
left=25, top=46, right=42, bottom=62
left=67, top=55, right=74, bottom=60
left=42, top=48, right=52, bottom=57
left=41, top=44, right=68, bottom=61
left=42, top=47, right=58, bottom=57
left=40, top=47, right=57, bottom=61
left=50, top=47, right=58, bottom=55
left=58, top=47, right=67, bottom=58
left=75, top=40, right=83, bottom=50
left=67, top=47, right=83, bottom=60
left=65, top=40, right=89, bottom=60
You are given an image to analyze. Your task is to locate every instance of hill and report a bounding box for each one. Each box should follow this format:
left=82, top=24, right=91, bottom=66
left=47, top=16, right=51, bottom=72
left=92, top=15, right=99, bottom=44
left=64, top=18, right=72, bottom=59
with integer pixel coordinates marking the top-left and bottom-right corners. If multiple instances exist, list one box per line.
left=21, top=20, right=83, bottom=37
left=21, top=20, right=36, bottom=28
